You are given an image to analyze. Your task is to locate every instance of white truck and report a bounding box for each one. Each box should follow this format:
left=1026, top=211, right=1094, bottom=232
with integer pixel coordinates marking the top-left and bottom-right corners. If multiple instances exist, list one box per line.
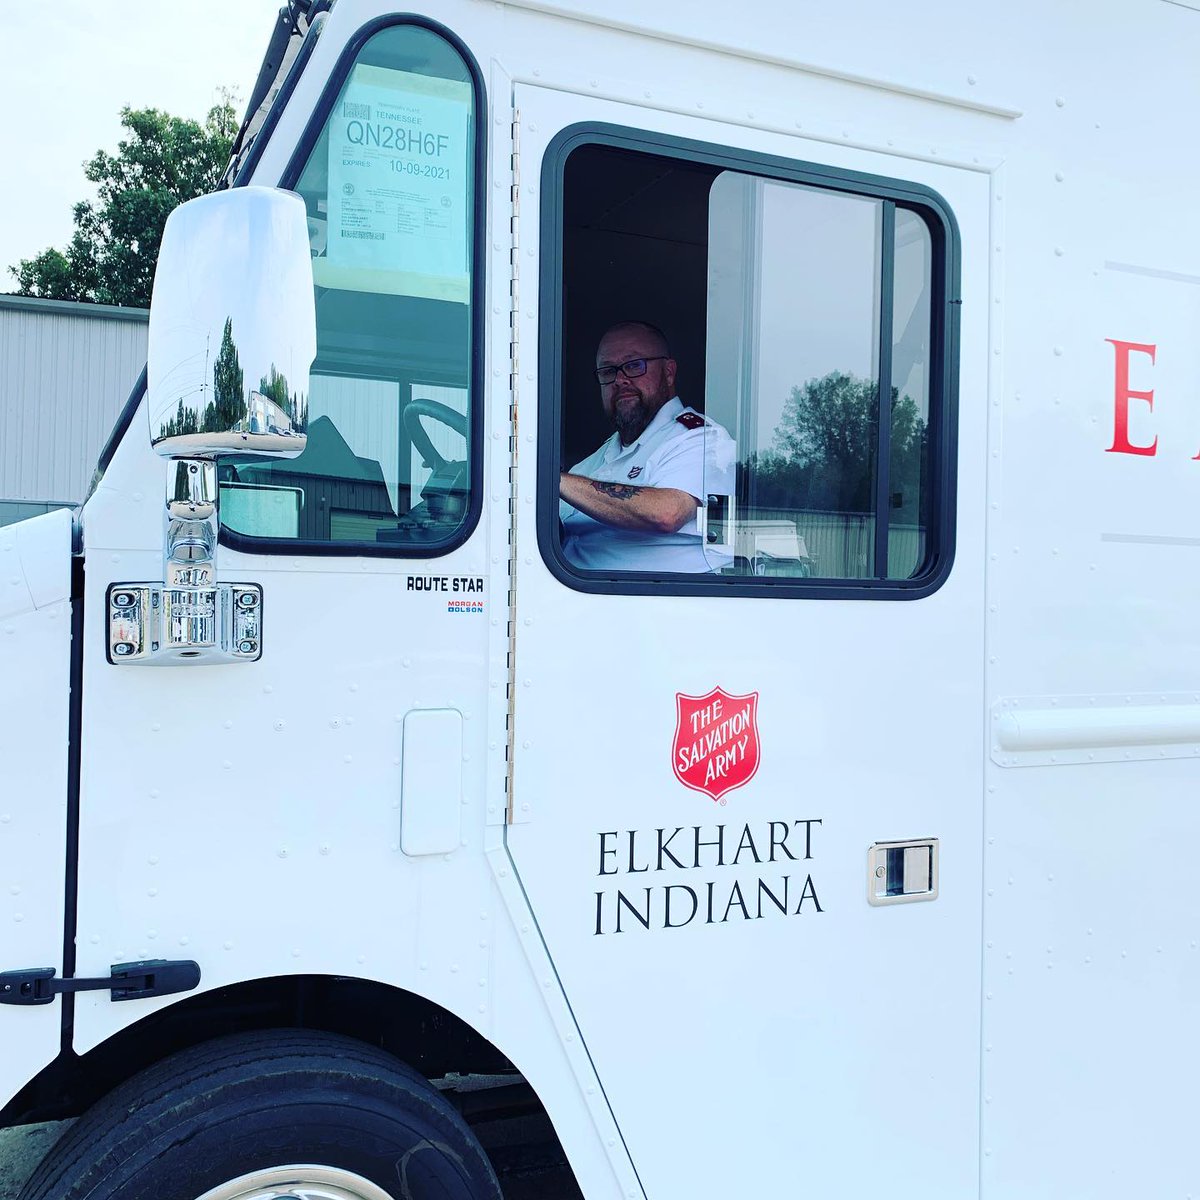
left=3, top=1, right=1200, bottom=1197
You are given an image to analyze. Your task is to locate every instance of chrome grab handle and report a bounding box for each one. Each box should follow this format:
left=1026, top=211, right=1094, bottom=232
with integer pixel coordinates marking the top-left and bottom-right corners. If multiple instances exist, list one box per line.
left=867, top=838, right=939, bottom=906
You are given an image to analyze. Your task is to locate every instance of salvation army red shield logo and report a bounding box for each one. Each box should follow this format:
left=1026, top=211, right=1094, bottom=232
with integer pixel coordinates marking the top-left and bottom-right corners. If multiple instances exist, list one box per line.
left=672, top=687, right=760, bottom=802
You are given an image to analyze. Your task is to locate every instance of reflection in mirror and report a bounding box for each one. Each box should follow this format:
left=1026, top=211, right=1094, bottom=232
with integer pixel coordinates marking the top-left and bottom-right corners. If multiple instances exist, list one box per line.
left=148, top=186, right=316, bottom=460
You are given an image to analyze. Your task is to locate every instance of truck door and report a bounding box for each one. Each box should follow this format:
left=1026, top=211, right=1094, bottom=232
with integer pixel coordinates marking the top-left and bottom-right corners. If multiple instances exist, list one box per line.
left=507, top=86, right=989, bottom=1198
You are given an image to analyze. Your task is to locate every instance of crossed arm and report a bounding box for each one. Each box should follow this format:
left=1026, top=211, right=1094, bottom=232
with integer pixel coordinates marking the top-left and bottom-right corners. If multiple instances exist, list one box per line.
left=559, top=472, right=698, bottom=534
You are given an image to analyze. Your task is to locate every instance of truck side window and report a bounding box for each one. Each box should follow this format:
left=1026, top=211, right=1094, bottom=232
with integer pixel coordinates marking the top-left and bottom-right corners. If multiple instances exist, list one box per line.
left=544, top=135, right=956, bottom=595
left=220, top=23, right=480, bottom=552
left=706, top=173, right=933, bottom=581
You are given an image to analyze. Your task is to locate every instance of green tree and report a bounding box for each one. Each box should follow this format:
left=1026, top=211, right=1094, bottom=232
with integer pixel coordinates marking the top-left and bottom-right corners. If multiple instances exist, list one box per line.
left=8, top=95, right=237, bottom=307
left=753, top=371, right=926, bottom=514
left=258, top=365, right=309, bottom=434
left=208, top=318, right=245, bottom=432
left=258, top=365, right=292, bottom=412
left=159, top=397, right=200, bottom=441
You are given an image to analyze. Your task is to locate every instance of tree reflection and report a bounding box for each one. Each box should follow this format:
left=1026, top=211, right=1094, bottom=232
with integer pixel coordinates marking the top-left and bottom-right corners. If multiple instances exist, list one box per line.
left=749, top=370, right=926, bottom=520
left=205, top=316, right=244, bottom=433
left=258, top=363, right=308, bottom=434
left=157, top=317, right=308, bottom=440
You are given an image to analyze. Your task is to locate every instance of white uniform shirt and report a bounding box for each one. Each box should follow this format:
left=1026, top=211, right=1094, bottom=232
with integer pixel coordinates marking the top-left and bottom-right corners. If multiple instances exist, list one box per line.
left=560, top=397, right=736, bottom=572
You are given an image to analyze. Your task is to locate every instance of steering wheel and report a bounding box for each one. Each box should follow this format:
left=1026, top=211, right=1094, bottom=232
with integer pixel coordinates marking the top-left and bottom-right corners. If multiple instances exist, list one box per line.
left=402, top=398, right=468, bottom=472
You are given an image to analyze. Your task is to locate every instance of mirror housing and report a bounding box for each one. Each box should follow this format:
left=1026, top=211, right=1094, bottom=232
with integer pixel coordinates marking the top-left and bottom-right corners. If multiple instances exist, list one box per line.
left=148, top=186, right=315, bottom=460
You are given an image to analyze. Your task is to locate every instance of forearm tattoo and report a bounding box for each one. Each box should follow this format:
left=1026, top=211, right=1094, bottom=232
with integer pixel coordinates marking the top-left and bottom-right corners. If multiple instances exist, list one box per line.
left=590, top=480, right=640, bottom=500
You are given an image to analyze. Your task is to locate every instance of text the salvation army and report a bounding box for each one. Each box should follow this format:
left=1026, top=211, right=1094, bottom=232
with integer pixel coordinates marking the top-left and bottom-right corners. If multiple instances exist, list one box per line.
left=677, top=696, right=754, bottom=786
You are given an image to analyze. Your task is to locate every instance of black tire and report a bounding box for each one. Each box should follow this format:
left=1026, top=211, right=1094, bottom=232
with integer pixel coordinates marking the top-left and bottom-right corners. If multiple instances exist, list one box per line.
left=19, top=1029, right=502, bottom=1200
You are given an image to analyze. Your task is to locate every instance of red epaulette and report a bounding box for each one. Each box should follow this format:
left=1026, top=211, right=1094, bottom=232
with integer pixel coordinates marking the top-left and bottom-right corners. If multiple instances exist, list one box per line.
left=675, top=411, right=705, bottom=430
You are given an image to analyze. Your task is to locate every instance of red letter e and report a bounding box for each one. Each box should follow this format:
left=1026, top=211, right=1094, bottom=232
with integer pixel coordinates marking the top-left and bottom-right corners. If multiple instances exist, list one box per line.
left=1105, top=339, right=1157, bottom=456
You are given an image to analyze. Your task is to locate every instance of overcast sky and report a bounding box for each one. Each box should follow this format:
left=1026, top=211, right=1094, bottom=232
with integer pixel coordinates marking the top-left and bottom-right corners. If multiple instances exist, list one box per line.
left=0, top=1, right=286, bottom=289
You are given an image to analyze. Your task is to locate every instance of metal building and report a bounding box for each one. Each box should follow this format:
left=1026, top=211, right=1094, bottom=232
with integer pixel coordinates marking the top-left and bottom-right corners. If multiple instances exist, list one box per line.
left=0, top=295, right=147, bottom=527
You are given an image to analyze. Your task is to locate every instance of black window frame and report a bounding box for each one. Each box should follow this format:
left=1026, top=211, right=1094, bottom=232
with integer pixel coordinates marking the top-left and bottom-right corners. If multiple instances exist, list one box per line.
left=538, top=122, right=961, bottom=600
left=218, top=15, right=488, bottom=560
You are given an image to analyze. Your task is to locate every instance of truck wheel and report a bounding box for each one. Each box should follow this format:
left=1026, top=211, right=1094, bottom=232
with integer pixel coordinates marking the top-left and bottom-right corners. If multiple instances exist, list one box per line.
left=18, top=1029, right=502, bottom=1200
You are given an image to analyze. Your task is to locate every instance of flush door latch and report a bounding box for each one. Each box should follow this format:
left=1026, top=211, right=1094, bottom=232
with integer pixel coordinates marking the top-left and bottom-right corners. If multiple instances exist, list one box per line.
left=867, top=839, right=939, bottom=906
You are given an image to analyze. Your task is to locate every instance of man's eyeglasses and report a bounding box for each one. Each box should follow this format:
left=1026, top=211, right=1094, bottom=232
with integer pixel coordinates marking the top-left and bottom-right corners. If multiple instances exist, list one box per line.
left=594, top=356, right=669, bottom=385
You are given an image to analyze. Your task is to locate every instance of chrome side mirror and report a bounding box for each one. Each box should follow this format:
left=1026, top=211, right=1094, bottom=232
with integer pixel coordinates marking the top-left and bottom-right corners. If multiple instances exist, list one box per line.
left=110, top=187, right=316, bottom=667
left=148, top=186, right=315, bottom=459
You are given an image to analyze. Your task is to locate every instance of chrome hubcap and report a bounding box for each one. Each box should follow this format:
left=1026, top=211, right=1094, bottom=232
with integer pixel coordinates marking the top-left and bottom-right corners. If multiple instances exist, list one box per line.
left=194, top=1165, right=395, bottom=1200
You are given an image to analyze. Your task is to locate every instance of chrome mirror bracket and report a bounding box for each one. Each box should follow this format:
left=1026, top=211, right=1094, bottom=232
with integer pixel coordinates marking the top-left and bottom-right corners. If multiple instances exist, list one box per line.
left=107, top=458, right=263, bottom=666
left=166, top=459, right=217, bottom=587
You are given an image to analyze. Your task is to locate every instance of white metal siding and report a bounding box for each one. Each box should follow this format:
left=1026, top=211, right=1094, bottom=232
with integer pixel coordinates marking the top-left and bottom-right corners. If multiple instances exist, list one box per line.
left=0, top=296, right=147, bottom=508
left=308, top=373, right=401, bottom=513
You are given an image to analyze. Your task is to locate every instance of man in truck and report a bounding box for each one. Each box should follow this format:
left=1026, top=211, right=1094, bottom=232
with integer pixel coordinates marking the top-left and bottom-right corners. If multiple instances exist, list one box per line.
left=558, top=320, right=736, bottom=571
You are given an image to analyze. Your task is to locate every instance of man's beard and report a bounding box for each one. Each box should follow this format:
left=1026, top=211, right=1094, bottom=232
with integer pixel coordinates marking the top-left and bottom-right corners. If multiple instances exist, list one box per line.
left=613, top=392, right=656, bottom=444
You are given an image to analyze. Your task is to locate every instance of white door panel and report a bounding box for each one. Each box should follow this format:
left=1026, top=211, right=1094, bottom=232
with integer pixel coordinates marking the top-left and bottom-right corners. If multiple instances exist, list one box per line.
left=507, top=85, right=990, bottom=1199
left=70, top=501, right=497, bottom=1053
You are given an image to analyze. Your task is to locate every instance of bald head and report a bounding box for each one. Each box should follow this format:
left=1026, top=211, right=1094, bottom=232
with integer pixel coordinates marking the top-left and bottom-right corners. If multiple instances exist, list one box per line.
left=600, top=321, right=671, bottom=359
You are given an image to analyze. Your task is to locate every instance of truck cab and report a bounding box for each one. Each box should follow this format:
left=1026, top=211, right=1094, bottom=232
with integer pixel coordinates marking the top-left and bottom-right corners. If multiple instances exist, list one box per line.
left=3, top=2, right=1200, bottom=1198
